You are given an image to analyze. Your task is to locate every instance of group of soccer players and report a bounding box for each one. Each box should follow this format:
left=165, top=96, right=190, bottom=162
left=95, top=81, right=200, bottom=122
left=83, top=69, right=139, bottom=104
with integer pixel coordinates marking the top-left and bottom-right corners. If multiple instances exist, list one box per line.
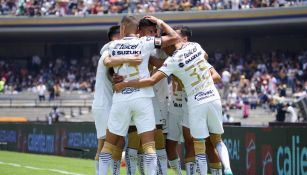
left=92, top=15, right=234, bottom=175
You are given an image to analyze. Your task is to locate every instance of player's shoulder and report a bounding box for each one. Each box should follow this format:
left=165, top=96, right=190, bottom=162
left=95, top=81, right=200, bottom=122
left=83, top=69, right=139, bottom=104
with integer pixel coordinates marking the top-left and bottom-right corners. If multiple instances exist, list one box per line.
left=188, top=42, right=202, bottom=48
left=100, top=42, right=112, bottom=55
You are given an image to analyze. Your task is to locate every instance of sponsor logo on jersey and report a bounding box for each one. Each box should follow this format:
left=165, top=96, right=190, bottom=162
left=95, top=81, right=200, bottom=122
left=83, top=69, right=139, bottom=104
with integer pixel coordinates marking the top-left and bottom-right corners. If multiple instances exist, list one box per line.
left=172, top=101, right=182, bottom=107
left=194, top=90, right=214, bottom=101
left=185, top=51, right=202, bottom=65
left=116, top=50, right=141, bottom=55
left=114, top=43, right=139, bottom=49
left=121, top=87, right=140, bottom=94
left=183, top=46, right=197, bottom=58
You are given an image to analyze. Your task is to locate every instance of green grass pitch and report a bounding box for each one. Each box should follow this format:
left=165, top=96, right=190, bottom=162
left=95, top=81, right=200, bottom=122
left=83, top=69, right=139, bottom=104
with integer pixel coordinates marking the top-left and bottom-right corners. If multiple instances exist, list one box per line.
left=0, top=151, right=189, bottom=175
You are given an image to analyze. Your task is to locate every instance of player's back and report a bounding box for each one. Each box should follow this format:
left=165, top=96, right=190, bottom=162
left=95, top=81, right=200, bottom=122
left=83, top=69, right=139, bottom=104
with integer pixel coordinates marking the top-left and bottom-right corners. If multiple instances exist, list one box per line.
left=109, top=36, right=155, bottom=102
left=166, top=42, right=220, bottom=107
left=92, top=43, right=112, bottom=109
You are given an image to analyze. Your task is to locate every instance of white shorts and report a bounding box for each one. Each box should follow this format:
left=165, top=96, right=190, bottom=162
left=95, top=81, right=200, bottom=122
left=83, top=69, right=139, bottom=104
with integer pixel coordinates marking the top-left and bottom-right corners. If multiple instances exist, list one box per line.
left=189, top=100, right=224, bottom=139
left=92, top=107, right=109, bottom=139
left=167, top=112, right=184, bottom=142
left=181, top=104, right=189, bottom=128
left=108, top=97, right=156, bottom=136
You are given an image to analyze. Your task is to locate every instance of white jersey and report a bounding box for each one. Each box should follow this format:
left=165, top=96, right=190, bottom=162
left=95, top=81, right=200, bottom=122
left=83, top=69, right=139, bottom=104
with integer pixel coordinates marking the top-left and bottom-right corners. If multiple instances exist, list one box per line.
left=168, top=76, right=184, bottom=114
left=92, top=42, right=112, bottom=109
left=159, top=42, right=220, bottom=108
left=108, top=36, right=156, bottom=103
left=151, top=49, right=169, bottom=120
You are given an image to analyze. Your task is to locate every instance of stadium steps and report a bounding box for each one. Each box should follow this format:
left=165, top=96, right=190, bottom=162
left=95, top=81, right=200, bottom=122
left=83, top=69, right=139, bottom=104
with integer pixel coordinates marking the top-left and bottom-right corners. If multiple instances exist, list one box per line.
left=227, top=107, right=275, bottom=126
left=0, top=107, right=93, bottom=122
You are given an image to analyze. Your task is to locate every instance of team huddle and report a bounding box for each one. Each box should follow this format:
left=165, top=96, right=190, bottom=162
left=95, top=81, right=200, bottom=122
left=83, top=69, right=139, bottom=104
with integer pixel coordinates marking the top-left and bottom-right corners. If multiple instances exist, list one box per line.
left=92, top=15, right=233, bottom=175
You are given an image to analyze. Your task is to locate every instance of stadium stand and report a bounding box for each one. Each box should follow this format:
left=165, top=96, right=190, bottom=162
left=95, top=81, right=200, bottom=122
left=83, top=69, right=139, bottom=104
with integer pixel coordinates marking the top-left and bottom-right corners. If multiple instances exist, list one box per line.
left=0, top=50, right=306, bottom=124
left=0, top=0, right=306, bottom=16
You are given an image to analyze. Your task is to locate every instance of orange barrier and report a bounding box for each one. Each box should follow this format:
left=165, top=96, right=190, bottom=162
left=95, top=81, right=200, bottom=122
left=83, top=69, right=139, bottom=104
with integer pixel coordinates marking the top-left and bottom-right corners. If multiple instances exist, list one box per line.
left=0, top=117, right=27, bottom=122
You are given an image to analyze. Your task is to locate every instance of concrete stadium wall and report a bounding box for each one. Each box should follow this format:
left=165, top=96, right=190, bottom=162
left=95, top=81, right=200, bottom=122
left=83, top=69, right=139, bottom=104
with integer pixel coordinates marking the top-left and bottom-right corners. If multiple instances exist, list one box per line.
left=0, top=122, right=306, bottom=174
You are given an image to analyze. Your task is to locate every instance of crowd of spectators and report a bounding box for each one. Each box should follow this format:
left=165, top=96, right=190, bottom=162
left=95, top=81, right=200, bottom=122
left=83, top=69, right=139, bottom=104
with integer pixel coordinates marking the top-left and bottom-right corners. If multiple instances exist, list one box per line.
left=1, top=50, right=306, bottom=96
left=0, top=0, right=306, bottom=16
left=0, top=49, right=306, bottom=120
left=212, top=50, right=307, bottom=121
left=0, top=55, right=97, bottom=97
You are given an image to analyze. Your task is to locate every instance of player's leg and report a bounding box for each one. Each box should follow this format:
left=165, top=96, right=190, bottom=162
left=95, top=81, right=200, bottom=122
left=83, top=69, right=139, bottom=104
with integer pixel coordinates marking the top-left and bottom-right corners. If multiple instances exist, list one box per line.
left=95, top=138, right=104, bottom=175
left=166, top=139, right=182, bottom=174
left=207, top=100, right=233, bottom=175
left=137, top=141, right=145, bottom=175
left=152, top=97, right=167, bottom=175
left=112, top=136, right=125, bottom=175
left=140, top=130, right=157, bottom=175
left=206, top=137, right=222, bottom=175
left=99, top=130, right=121, bottom=175
left=155, top=127, right=167, bottom=175
left=166, top=112, right=183, bottom=175
left=134, top=97, right=157, bottom=175
left=93, top=108, right=108, bottom=175
left=126, top=126, right=141, bottom=175
left=100, top=102, right=130, bottom=175
left=182, top=126, right=197, bottom=175
left=188, top=104, right=210, bottom=175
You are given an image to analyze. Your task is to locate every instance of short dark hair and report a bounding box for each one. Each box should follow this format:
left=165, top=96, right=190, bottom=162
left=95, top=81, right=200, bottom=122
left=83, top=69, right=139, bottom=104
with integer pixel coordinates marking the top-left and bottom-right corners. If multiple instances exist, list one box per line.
left=173, top=25, right=192, bottom=41
left=138, top=18, right=156, bottom=30
left=107, top=25, right=120, bottom=41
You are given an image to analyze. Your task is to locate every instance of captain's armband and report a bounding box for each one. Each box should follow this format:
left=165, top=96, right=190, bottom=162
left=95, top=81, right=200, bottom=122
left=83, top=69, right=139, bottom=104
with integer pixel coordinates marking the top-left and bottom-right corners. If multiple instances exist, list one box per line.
left=154, top=37, right=162, bottom=49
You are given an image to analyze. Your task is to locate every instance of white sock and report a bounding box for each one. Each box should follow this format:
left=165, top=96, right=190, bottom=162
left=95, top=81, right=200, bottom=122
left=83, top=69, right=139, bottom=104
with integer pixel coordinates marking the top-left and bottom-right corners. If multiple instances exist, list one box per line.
left=215, top=141, right=232, bottom=174
left=112, top=160, right=121, bottom=175
left=98, top=152, right=112, bottom=175
left=195, top=154, right=207, bottom=175
left=125, top=148, right=138, bottom=175
left=210, top=168, right=223, bottom=175
left=168, top=158, right=182, bottom=175
left=157, top=149, right=167, bottom=175
left=185, top=161, right=197, bottom=175
left=144, top=153, right=157, bottom=175
left=137, top=154, right=145, bottom=175
left=95, top=160, right=99, bottom=175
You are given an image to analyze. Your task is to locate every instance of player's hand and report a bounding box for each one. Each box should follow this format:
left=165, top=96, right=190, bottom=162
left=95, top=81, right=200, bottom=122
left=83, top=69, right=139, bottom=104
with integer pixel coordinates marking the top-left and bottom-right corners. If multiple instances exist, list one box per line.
left=112, top=73, right=124, bottom=84
left=127, top=56, right=142, bottom=66
left=144, top=16, right=159, bottom=24
left=113, top=82, right=126, bottom=92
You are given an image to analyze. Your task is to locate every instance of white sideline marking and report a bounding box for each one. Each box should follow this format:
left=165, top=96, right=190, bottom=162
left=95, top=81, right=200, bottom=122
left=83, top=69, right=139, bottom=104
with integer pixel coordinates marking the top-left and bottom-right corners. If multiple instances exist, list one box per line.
left=24, top=166, right=43, bottom=170
left=0, top=161, right=85, bottom=175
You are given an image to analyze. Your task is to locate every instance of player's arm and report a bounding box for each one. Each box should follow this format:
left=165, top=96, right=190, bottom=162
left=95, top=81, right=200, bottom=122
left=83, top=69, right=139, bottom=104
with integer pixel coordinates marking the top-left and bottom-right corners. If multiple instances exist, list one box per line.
left=104, top=55, right=142, bottom=67
left=210, top=67, right=221, bottom=83
left=149, top=56, right=164, bottom=68
left=114, top=71, right=166, bottom=92
left=204, top=52, right=209, bottom=60
left=145, top=16, right=180, bottom=48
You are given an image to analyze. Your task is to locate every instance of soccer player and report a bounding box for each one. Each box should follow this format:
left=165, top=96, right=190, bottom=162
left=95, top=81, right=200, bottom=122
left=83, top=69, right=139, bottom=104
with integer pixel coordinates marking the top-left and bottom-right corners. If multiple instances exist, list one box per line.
left=113, top=38, right=228, bottom=175
left=99, top=15, right=180, bottom=175
left=92, top=25, right=120, bottom=175
left=93, top=25, right=141, bottom=175
left=130, top=18, right=169, bottom=175
left=120, top=18, right=169, bottom=175
left=173, top=25, right=232, bottom=175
